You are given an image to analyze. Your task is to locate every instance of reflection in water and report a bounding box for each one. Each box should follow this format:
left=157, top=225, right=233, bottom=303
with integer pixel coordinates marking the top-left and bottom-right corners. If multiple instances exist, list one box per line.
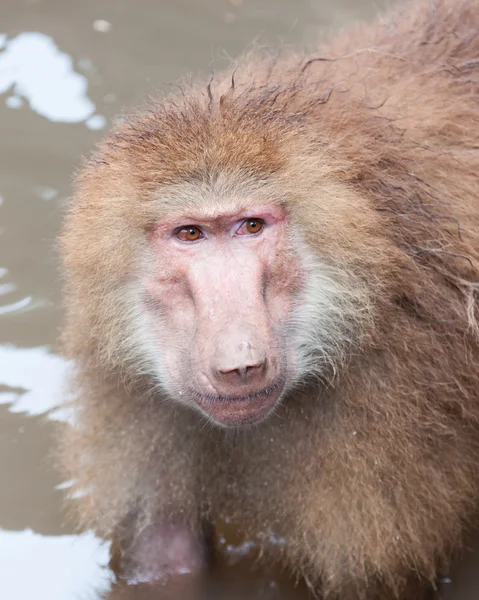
left=0, top=345, right=70, bottom=420
left=98, top=577, right=303, bottom=600
left=0, top=32, right=105, bottom=128
left=0, top=529, right=112, bottom=598
left=0, top=267, right=34, bottom=316
left=0, top=296, right=33, bottom=315
left=0, top=344, right=112, bottom=595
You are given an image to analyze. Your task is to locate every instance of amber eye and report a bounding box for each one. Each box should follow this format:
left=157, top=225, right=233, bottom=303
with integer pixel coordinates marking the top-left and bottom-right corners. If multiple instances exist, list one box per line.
left=176, top=226, right=203, bottom=242
left=237, top=218, right=265, bottom=236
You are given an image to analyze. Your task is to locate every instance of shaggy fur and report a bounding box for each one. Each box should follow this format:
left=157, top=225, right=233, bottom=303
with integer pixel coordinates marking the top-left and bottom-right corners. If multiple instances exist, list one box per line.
left=60, top=0, right=479, bottom=598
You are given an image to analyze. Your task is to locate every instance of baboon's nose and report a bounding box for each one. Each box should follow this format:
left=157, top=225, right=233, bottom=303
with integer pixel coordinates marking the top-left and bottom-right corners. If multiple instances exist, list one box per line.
left=213, top=336, right=268, bottom=390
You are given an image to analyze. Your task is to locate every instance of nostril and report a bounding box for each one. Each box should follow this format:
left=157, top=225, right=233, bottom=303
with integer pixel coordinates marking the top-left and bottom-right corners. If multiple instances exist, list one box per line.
left=244, top=362, right=262, bottom=375
left=218, top=359, right=266, bottom=379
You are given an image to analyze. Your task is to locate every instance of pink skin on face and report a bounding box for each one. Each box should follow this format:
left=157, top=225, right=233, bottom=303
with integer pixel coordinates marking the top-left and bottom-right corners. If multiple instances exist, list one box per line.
left=145, top=203, right=302, bottom=427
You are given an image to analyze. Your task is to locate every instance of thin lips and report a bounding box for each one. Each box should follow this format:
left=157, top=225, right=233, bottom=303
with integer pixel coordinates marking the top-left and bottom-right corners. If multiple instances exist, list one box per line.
left=188, top=379, right=285, bottom=405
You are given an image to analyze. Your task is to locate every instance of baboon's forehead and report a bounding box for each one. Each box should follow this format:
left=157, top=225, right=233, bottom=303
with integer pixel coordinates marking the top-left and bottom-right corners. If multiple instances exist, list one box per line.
left=147, top=175, right=285, bottom=219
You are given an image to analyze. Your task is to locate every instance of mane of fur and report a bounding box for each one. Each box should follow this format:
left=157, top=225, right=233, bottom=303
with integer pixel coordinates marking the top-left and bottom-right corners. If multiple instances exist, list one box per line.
left=60, top=1, right=479, bottom=598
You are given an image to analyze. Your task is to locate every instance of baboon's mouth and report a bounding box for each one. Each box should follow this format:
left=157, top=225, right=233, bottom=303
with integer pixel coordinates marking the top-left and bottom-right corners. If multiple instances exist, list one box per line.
left=190, top=381, right=285, bottom=427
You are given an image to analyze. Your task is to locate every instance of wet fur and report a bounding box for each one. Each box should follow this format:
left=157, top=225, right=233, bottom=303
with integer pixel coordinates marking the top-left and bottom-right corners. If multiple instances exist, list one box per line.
left=60, top=1, right=479, bottom=598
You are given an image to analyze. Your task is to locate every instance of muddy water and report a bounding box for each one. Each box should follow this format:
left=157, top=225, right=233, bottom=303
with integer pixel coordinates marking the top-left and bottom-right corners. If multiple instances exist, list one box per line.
left=1, top=0, right=478, bottom=598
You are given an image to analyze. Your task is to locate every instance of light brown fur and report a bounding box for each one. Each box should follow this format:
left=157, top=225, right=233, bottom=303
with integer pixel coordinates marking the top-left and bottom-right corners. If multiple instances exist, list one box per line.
left=60, top=1, right=479, bottom=598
